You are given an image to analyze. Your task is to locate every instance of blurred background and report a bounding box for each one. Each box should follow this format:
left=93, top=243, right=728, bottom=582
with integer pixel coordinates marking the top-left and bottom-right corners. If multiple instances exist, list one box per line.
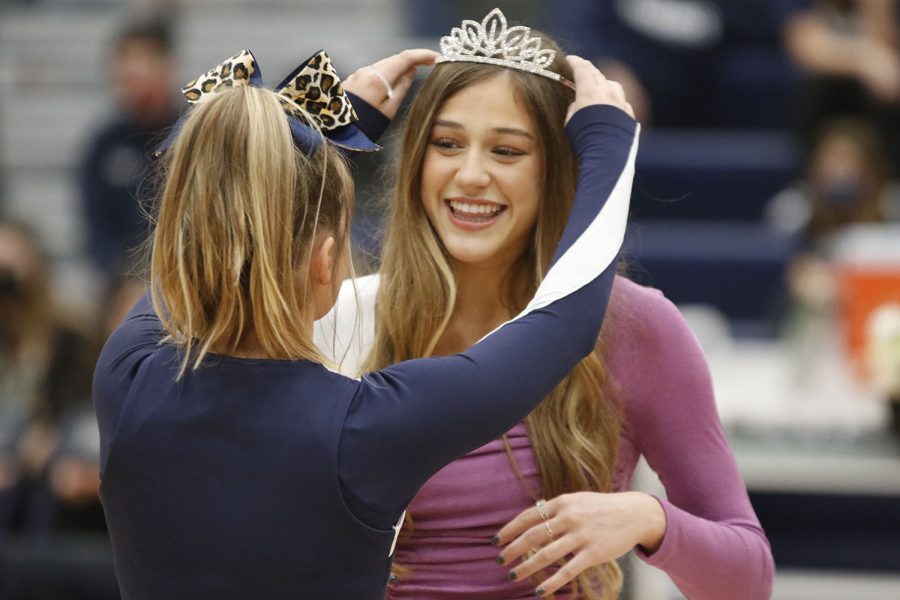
left=1, top=0, right=899, bottom=598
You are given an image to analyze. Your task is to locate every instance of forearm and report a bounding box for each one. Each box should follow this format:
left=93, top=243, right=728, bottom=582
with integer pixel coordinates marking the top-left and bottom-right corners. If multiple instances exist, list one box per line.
left=622, top=290, right=775, bottom=599
left=346, top=91, right=390, bottom=142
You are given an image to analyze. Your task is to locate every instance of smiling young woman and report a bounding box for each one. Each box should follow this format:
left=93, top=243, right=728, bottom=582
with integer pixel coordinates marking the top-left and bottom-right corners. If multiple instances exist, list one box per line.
left=317, top=16, right=774, bottom=600
left=421, top=74, right=542, bottom=269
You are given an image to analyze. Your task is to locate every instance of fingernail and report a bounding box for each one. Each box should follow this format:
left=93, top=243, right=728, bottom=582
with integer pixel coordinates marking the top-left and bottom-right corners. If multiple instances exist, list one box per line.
left=535, top=587, right=546, bottom=597
left=496, top=554, right=505, bottom=565
left=490, top=535, right=500, bottom=546
left=507, top=570, right=517, bottom=581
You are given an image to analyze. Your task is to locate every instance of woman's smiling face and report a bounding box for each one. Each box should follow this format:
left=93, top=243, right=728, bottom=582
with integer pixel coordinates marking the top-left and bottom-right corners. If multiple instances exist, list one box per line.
left=421, top=73, right=542, bottom=269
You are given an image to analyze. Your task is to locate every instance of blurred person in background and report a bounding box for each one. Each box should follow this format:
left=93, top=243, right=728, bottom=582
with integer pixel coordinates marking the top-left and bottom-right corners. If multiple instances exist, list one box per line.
left=777, top=0, right=900, bottom=173
left=0, top=220, right=100, bottom=537
left=767, top=117, right=900, bottom=313
left=79, top=15, right=180, bottom=281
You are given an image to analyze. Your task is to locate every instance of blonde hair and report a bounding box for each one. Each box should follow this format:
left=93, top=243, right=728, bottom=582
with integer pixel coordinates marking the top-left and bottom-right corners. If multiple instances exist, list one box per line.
left=368, top=34, right=623, bottom=599
left=150, top=85, right=354, bottom=375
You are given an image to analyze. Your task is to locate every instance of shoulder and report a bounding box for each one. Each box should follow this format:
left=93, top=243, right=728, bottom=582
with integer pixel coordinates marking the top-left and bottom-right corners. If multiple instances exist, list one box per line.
left=604, top=276, right=713, bottom=420
left=606, top=275, right=694, bottom=352
left=95, top=294, right=162, bottom=381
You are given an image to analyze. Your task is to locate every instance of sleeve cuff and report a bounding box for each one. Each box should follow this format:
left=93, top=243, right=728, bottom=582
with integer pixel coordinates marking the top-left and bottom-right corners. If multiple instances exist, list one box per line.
left=564, top=104, right=637, bottom=159
left=346, top=91, right=391, bottom=143
left=565, top=104, right=636, bottom=137
left=633, top=495, right=678, bottom=566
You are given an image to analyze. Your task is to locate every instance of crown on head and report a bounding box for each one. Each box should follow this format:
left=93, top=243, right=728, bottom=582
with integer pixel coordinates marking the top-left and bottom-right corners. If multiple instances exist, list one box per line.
left=435, top=8, right=574, bottom=89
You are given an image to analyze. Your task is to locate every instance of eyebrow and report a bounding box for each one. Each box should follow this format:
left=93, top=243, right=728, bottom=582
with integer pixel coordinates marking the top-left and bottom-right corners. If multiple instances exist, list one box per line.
left=433, top=119, right=535, bottom=141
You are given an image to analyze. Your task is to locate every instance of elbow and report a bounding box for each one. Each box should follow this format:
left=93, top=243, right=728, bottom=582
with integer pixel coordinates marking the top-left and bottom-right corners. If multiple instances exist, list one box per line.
left=582, top=316, right=605, bottom=357
left=759, top=543, right=776, bottom=600
left=735, top=534, right=775, bottom=600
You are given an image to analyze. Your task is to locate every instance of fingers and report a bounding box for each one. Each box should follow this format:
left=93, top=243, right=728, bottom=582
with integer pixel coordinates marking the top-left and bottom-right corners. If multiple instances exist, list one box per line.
left=509, top=532, right=578, bottom=580
left=564, top=54, right=635, bottom=121
left=533, top=553, right=595, bottom=597
left=499, top=520, right=552, bottom=565
left=496, top=508, right=593, bottom=598
left=566, top=55, right=603, bottom=91
left=342, top=49, right=436, bottom=119
left=373, top=48, right=438, bottom=83
left=390, top=67, right=417, bottom=102
left=495, top=500, right=549, bottom=545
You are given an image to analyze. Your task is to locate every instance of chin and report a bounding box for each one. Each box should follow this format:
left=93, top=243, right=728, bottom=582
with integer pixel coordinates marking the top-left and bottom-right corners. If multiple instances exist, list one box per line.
left=443, top=241, right=503, bottom=266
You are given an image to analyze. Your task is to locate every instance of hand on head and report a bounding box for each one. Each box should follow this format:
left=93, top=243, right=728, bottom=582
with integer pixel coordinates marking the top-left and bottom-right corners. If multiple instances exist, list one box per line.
left=344, top=49, right=439, bottom=119
left=565, top=56, right=635, bottom=124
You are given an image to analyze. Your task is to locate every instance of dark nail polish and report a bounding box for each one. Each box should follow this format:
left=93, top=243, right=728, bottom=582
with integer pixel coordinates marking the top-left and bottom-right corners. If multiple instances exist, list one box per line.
left=490, top=535, right=500, bottom=546
left=496, top=555, right=505, bottom=565
left=535, top=587, right=546, bottom=597
left=507, top=571, right=517, bottom=581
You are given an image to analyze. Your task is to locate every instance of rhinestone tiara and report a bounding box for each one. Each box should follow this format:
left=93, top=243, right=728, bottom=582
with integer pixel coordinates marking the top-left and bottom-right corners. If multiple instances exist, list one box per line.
left=436, top=8, right=574, bottom=89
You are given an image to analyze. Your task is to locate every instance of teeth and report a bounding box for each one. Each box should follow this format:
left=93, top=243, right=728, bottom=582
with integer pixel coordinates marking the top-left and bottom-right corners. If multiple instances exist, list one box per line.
left=449, top=200, right=503, bottom=215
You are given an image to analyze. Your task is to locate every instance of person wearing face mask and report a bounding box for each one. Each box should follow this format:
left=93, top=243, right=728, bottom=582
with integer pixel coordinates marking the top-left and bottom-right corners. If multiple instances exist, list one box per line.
left=766, top=117, right=900, bottom=315
left=0, top=220, right=99, bottom=539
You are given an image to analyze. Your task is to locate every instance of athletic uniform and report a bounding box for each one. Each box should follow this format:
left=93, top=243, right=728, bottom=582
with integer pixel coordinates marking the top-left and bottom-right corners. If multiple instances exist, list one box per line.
left=93, top=104, right=638, bottom=599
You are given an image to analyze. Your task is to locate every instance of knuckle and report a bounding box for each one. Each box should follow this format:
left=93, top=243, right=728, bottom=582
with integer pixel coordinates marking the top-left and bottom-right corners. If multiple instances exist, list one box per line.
left=556, top=493, right=575, bottom=508
left=532, top=547, right=549, bottom=565
left=558, top=511, right=576, bottom=529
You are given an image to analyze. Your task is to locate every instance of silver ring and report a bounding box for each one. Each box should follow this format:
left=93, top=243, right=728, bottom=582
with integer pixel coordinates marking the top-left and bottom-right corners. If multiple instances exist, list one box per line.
left=369, top=65, right=395, bottom=99
left=536, top=499, right=553, bottom=540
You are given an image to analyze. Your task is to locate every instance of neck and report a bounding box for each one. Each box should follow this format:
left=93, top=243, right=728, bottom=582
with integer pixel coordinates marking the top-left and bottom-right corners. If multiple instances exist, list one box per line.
left=436, top=257, right=529, bottom=354
left=218, top=318, right=315, bottom=360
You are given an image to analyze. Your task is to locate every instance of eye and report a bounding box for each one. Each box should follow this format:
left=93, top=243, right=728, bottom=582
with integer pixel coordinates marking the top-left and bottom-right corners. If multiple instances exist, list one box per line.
left=493, top=146, right=526, bottom=157
left=431, top=137, right=461, bottom=150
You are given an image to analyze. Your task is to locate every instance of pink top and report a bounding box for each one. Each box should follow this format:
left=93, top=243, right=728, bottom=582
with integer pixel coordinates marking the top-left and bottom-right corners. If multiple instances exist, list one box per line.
left=385, top=277, right=774, bottom=599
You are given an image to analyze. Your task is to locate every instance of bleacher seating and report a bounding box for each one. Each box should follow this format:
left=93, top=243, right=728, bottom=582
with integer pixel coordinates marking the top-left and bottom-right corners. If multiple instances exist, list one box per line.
left=626, top=129, right=802, bottom=335
left=633, top=129, right=799, bottom=221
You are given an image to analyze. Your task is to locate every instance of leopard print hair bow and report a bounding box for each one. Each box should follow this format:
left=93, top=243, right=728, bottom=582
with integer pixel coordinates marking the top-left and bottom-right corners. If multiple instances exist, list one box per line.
left=156, top=49, right=378, bottom=155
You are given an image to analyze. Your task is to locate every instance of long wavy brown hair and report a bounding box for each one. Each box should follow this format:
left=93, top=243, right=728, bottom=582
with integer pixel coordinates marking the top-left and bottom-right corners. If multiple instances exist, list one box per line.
left=366, top=34, right=624, bottom=599
left=151, top=85, right=355, bottom=375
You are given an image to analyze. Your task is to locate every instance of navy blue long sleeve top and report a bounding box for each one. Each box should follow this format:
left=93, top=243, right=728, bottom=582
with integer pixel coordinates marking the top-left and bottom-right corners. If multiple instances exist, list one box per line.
left=93, top=104, right=638, bottom=599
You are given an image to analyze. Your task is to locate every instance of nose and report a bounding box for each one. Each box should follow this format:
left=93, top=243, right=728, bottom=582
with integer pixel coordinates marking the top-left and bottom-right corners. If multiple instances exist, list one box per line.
left=454, top=149, right=490, bottom=192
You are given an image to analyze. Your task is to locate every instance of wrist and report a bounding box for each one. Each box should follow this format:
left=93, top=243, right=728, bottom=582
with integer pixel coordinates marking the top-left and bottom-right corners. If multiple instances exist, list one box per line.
left=633, top=492, right=666, bottom=554
left=564, top=105, right=636, bottom=158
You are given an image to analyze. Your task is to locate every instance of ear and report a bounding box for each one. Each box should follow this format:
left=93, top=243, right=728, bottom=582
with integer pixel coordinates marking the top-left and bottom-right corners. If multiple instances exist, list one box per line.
left=309, top=235, right=336, bottom=286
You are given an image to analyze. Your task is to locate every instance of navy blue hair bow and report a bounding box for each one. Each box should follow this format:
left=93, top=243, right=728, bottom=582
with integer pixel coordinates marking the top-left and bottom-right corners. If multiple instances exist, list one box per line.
left=155, top=49, right=379, bottom=156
